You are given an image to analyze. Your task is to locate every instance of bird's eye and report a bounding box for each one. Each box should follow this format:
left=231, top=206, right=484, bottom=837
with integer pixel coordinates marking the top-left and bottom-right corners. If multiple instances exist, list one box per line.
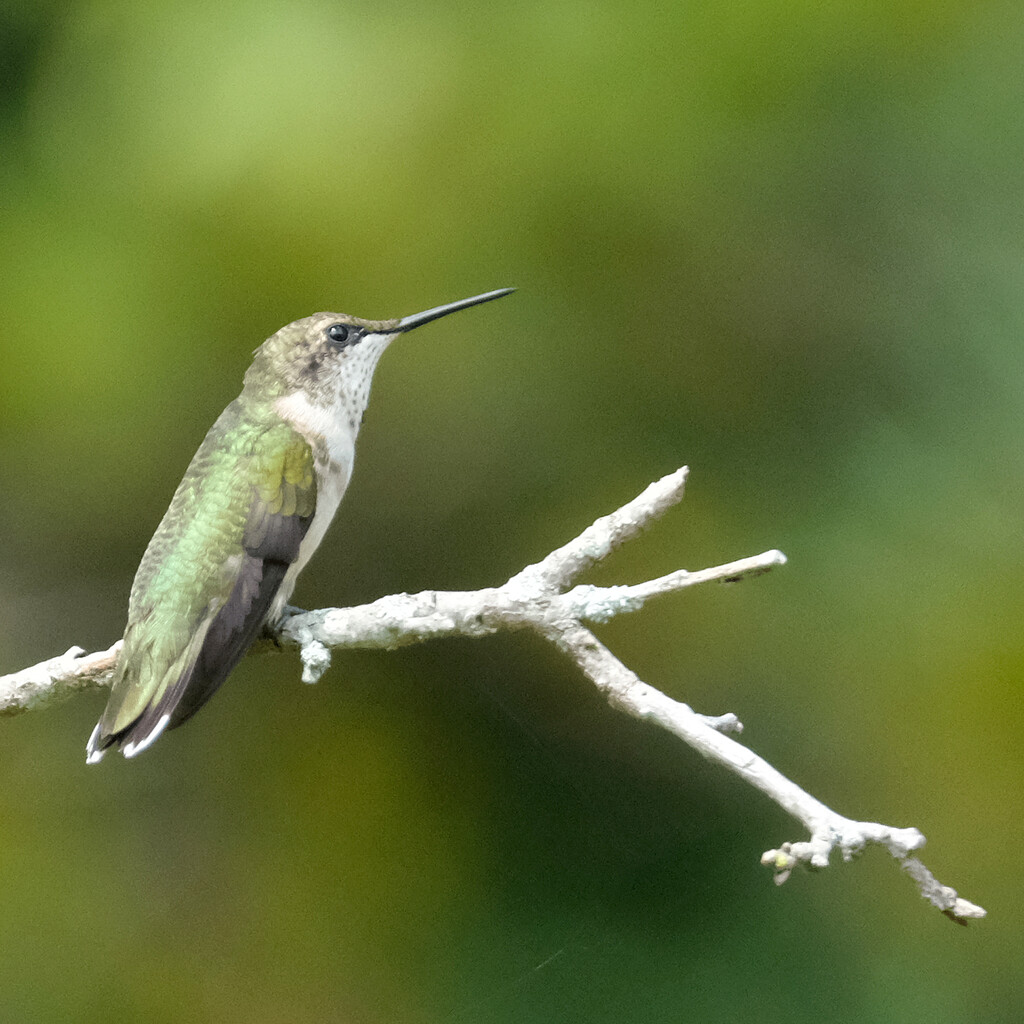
left=326, top=323, right=353, bottom=348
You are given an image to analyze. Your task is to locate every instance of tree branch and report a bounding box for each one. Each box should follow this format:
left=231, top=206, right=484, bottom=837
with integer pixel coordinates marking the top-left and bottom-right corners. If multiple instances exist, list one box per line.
left=0, top=466, right=985, bottom=922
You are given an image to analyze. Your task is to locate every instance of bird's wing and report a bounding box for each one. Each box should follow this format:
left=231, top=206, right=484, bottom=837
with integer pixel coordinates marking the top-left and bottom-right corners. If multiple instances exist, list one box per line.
left=87, top=415, right=317, bottom=761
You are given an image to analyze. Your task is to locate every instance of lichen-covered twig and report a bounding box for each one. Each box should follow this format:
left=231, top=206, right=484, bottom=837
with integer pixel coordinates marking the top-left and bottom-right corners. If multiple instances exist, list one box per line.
left=0, top=466, right=984, bottom=921
left=0, top=643, right=121, bottom=716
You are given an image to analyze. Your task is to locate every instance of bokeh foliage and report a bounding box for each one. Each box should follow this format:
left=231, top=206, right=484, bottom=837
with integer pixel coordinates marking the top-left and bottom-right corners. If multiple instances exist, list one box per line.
left=1, top=1, right=1021, bottom=1020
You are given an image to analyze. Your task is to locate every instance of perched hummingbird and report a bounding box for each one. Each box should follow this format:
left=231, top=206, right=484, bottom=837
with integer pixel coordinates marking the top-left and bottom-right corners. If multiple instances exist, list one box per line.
left=86, top=288, right=513, bottom=763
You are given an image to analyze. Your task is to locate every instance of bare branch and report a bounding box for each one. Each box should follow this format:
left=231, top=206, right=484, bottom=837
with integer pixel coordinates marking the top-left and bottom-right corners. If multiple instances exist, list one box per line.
left=0, top=643, right=120, bottom=716
left=901, top=858, right=988, bottom=923
left=0, top=466, right=983, bottom=921
left=507, top=465, right=690, bottom=592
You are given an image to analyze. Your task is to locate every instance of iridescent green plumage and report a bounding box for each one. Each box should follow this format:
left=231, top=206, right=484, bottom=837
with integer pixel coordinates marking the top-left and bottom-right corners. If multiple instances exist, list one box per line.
left=90, top=399, right=316, bottom=754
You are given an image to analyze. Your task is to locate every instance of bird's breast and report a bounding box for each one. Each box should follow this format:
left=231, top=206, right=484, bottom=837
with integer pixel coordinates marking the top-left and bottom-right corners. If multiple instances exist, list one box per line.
left=270, top=390, right=358, bottom=619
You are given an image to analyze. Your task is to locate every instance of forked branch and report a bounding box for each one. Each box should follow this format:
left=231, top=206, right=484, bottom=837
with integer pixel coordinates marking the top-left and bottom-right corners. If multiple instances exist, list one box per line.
left=0, top=466, right=985, bottom=921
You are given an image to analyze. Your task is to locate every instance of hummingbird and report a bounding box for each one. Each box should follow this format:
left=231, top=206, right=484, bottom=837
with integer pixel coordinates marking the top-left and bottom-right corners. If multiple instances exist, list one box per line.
left=86, top=287, right=513, bottom=763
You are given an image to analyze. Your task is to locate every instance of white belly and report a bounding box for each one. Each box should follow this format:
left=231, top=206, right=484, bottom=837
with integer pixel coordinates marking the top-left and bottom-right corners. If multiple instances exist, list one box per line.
left=271, top=390, right=358, bottom=618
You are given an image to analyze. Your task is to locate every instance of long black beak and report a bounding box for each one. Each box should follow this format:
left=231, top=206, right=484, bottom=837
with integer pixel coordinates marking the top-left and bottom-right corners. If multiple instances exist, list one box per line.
left=396, top=287, right=515, bottom=332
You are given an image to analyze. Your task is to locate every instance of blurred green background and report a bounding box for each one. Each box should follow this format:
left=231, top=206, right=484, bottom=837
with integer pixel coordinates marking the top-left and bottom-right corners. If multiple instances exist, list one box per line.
left=1, top=1, right=1020, bottom=1020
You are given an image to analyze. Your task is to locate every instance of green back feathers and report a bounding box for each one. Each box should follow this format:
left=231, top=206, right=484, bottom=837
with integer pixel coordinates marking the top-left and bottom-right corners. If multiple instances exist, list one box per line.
left=93, top=403, right=316, bottom=749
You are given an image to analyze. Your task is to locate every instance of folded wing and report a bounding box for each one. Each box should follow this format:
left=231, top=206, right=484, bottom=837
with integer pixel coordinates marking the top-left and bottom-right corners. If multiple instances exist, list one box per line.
left=87, top=413, right=316, bottom=761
